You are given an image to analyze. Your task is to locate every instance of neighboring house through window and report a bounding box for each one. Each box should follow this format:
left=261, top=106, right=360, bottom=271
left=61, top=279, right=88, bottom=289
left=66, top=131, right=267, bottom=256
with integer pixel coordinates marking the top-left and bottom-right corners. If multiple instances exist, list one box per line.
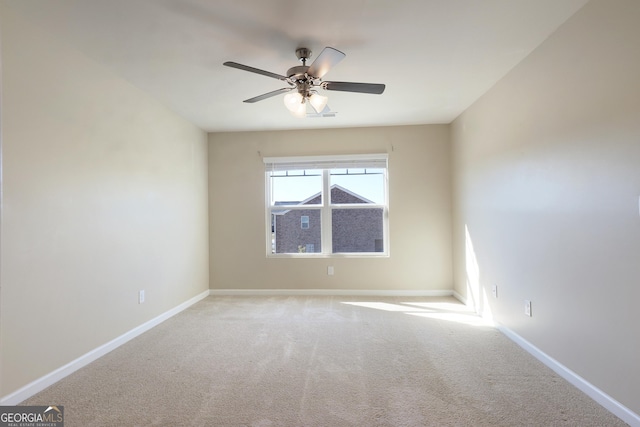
left=264, top=154, right=389, bottom=256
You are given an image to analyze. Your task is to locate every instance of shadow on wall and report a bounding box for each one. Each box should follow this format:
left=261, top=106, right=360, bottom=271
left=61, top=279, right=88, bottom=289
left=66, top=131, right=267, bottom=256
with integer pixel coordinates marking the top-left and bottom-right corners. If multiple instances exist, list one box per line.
left=465, top=225, right=493, bottom=320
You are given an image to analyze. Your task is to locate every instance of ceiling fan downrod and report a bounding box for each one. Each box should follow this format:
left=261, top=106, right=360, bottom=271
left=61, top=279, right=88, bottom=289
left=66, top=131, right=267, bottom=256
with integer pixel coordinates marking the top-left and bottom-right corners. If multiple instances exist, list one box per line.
left=287, top=48, right=314, bottom=92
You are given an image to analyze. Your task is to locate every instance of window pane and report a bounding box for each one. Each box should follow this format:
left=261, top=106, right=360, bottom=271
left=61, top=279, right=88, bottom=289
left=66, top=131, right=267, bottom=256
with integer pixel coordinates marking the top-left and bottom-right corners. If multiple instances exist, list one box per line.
left=330, top=168, right=384, bottom=204
left=265, top=156, right=388, bottom=257
left=272, top=210, right=322, bottom=254
left=271, top=169, right=322, bottom=205
left=332, top=208, right=384, bottom=253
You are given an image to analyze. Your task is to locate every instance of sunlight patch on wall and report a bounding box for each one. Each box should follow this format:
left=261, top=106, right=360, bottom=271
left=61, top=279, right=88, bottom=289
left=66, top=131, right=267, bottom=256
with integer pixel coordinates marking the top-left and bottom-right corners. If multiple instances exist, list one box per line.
left=481, top=287, right=494, bottom=321
left=465, top=224, right=480, bottom=313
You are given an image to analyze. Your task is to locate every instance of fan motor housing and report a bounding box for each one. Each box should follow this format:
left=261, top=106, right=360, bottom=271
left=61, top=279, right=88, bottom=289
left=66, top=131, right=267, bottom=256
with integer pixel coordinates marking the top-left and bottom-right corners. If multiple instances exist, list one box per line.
left=287, top=65, right=309, bottom=81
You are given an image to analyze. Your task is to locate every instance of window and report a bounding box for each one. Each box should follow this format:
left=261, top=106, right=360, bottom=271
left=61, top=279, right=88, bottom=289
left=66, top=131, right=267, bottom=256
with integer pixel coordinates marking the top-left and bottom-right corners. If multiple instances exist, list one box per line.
left=265, top=154, right=389, bottom=256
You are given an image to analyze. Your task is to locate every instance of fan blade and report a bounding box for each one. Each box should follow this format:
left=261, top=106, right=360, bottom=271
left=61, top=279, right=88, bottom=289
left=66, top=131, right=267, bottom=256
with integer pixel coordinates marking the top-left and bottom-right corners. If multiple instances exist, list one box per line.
left=323, top=81, right=386, bottom=94
left=243, top=87, right=293, bottom=103
left=307, top=47, right=345, bottom=78
left=223, top=61, right=288, bottom=81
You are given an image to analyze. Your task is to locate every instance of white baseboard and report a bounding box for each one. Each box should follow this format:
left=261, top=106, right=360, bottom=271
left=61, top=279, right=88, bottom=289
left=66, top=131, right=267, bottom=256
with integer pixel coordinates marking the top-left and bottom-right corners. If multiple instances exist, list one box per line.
left=452, top=290, right=467, bottom=305
left=209, top=289, right=454, bottom=297
left=497, top=324, right=640, bottom=427
left=0, top=289, right=210, bottom=406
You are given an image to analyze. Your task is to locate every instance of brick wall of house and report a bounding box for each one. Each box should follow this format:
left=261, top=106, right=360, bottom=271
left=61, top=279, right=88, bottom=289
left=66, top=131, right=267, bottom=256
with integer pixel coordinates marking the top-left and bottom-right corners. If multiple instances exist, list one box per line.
left=274, top=187, right=383, bottom=253
left=332, top=207, right=383, bottom=252
left=274, top=212, right=321, bottom=253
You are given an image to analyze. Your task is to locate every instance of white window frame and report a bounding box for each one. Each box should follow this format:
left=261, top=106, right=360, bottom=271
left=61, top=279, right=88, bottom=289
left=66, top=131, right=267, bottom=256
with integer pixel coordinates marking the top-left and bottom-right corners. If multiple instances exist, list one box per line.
left=264, top=153, right=389, bottom=258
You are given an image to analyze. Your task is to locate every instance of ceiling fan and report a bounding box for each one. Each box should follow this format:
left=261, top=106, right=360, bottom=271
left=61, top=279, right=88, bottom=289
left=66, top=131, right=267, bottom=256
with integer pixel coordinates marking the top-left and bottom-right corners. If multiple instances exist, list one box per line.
left=223, top=47, right=385, bottom=117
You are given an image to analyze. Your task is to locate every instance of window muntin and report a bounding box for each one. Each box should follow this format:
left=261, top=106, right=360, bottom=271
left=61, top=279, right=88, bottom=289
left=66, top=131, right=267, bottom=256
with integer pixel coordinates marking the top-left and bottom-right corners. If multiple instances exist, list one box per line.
left=265, top=154, right=388, bottom=257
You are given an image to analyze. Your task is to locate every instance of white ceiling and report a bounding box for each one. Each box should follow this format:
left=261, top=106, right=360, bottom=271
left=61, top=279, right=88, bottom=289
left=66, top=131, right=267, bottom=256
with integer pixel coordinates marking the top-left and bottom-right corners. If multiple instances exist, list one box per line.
left=6, top=0, right=588, bottom=132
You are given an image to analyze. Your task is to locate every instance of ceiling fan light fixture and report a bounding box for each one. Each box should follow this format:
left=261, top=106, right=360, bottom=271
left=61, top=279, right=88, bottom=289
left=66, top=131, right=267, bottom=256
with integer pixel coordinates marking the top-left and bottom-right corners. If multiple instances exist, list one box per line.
left=283, top=92, right=307, bottom=117
left=291, top=101, right=307, bottom=118
left=283, top=92, right=303, bottom=111
left=309, top=92, right=328, bottom=114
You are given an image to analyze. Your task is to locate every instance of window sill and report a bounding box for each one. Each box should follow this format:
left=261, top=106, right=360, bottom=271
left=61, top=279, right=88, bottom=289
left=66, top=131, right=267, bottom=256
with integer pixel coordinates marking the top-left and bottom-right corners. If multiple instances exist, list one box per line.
left=267, top=252, right=389, bottom=259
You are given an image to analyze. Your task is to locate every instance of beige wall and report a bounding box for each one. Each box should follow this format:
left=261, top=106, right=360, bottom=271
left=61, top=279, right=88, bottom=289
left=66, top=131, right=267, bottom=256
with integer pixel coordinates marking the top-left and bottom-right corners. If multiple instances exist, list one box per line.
left=0, top=5, right=209, bottom=397
left=451, top=0, right=640, bottom=415
left=209, top=125, right=452, bottom=291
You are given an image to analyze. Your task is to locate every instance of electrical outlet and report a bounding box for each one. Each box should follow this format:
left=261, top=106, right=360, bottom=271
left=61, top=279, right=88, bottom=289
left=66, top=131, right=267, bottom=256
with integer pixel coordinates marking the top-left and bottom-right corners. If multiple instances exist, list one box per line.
left=327, top=266, right=334, bottom=276
left=525, top=300, right=531, bottom=317
left=492, top=285, right=498, bottom=298
left=139, top=290, right=145, bottom=304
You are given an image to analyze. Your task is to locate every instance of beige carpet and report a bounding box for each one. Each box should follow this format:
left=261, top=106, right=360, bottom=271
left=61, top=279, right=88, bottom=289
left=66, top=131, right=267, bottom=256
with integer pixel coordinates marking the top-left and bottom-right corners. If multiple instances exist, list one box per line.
left=23, top=296, right=626, bottom=426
